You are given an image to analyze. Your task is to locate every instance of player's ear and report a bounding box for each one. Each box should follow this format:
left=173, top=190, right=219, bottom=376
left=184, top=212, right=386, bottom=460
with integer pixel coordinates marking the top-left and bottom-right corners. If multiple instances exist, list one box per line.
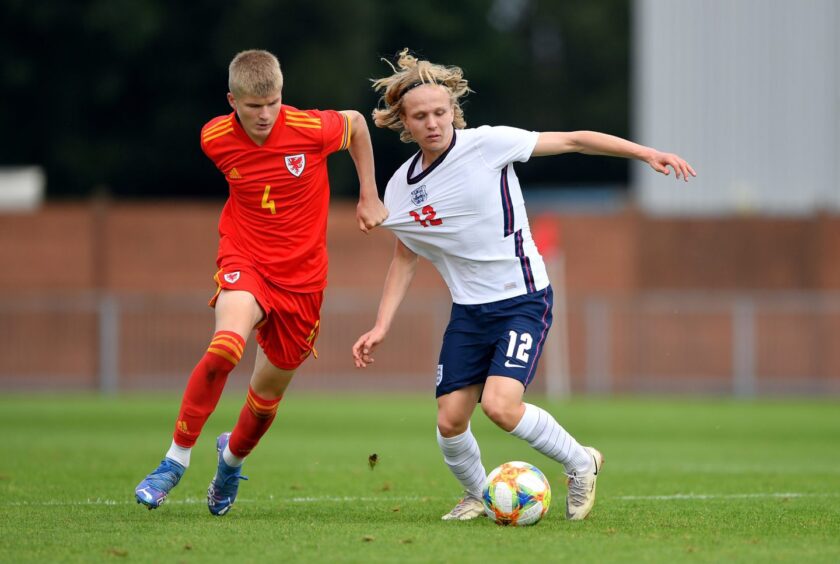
left=227, top=93, right=236, bottom=111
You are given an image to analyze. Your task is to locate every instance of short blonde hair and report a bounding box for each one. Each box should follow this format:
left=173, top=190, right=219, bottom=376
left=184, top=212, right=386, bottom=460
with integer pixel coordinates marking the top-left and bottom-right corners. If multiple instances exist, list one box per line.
left=228, top=50, right=284, bottom=98
left=372, top=49, right=471, bottom=143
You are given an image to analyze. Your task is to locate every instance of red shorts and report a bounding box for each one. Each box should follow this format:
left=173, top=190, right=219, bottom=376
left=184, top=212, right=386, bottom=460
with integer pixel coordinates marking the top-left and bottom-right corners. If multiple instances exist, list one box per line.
left=209, top=264, right=323, bottom=370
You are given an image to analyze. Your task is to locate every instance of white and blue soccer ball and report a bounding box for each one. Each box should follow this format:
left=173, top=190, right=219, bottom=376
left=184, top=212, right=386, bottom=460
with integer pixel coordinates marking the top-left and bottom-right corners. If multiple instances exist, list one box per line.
left=482, top=461, right=551, bottom=526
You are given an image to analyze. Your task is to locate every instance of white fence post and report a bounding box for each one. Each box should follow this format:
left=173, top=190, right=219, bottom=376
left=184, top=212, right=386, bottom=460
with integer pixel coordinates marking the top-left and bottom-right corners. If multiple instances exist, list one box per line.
left=98, top=294, right=120, bottom=395
left=732, top=297, right=756, bottom=397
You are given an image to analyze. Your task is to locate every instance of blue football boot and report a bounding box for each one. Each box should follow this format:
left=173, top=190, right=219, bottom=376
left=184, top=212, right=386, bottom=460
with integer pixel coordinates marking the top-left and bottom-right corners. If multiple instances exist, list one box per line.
left=135, top=458, right=185, bottom=509
left=207, top=432, right=248, bottom=516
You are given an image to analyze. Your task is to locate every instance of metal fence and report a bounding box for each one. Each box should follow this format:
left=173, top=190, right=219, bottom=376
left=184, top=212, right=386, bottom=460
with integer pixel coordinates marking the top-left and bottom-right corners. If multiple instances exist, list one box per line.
left=1, top=290, right=839, bottom=395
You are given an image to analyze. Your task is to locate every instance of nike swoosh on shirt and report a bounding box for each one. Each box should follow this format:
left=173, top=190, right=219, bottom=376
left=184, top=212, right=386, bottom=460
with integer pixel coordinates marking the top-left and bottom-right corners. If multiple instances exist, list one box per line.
left=504, top=360, right=525, bottom=369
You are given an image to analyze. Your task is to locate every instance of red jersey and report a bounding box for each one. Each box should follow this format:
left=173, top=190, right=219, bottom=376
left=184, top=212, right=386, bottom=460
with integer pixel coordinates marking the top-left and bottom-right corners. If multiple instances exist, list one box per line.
left=200, top=105, right=350, bottom=292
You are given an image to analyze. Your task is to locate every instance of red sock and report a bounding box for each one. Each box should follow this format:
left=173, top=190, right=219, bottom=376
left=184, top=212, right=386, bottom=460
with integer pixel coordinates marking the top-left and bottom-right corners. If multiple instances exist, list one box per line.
left=228, top=386, right=282, bottom=458
left=173, top=331, right=245, bottom=447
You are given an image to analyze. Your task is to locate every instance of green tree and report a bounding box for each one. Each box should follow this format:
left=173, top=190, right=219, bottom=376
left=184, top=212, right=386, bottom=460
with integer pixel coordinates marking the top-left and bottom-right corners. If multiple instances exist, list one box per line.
left=0, top=0, right=630, bottom=199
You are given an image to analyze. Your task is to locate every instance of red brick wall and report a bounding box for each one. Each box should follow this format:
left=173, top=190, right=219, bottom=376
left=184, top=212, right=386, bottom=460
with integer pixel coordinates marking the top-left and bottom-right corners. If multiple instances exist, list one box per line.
left=0, top=205, right=96, bottom=291
left=2, top=201, right=839, bottom=392
left=4, top=201, right=840, bottom=295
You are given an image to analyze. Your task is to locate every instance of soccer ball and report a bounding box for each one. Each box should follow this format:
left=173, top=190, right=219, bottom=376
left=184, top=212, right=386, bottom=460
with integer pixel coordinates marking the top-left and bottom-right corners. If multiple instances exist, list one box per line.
left=482, top=461, right=551, bottom=526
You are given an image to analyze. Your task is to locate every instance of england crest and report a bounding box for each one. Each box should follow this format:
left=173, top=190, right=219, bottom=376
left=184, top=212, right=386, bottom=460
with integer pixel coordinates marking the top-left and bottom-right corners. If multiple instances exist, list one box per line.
left=285, top=154, right=306, bottom=177
left=410, top=185, right=428, bottom=206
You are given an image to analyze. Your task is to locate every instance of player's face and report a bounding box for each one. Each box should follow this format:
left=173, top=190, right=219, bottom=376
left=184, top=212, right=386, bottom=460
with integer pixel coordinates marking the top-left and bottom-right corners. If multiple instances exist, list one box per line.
left=400, top=84, right=455, bottom=160
left=227, top=91, right=282, bottom=145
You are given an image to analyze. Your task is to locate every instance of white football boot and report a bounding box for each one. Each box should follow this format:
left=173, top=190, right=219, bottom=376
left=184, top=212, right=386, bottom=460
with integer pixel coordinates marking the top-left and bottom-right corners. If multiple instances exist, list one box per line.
left=565, top=446, right=604, bottom=520
left=441, top=492, right=485, bottom=521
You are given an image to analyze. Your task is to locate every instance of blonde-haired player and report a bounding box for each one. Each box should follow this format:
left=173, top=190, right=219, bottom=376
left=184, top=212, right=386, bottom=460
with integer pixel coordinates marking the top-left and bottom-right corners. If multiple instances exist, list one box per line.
left=135, top=49, right=387, bottom=515
left=353, top=49, right=694, bottom=521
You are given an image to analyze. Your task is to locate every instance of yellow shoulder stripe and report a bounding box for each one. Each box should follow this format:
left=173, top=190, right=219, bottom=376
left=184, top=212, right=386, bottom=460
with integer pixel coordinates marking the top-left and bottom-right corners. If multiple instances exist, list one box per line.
left=287, top=117, right=321, bottom=125
left=286, top=110, right=321, bottom=123
left=204, top=117, right=233, bottom=135
left=203, top=127, right=234, bottom=142
left=284, top=109, right=322, bottom=129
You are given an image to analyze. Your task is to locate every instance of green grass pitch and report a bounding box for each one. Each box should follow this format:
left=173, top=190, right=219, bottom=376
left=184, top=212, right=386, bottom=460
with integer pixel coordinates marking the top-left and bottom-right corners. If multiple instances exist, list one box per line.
left=1, top=393, right=838, bottom=563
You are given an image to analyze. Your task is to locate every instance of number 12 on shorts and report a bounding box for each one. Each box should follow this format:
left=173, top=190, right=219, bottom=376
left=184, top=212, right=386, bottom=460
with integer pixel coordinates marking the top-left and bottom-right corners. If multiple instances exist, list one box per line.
left=506, top=330, right=533, bottom=363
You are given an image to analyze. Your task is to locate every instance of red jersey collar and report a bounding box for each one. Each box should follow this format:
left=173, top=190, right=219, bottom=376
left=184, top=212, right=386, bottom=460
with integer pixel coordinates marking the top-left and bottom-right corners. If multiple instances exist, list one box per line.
left=230, top=108, right=287, bottom=147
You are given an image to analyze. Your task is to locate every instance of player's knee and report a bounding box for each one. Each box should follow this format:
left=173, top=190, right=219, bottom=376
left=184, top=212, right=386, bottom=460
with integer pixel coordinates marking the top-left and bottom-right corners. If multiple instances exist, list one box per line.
left=203, top=353, right=234, bottom=379
left=201, top=331, right=246, bottom=380
left=437, top=414, right=470, bottom=438
left=480, top=396, right=519, bottom=431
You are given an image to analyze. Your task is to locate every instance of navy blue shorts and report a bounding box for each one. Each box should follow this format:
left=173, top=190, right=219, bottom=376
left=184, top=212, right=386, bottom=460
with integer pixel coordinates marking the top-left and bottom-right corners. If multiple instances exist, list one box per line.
left=435, top=286, right=553, bottom=397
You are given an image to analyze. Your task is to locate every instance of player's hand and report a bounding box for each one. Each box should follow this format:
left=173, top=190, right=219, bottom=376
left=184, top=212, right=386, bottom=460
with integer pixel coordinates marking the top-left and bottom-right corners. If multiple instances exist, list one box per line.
left=352, top=328, right=386, bottom=368
left=357, top=197, right=389, bottom=233
left=647, top=151, right=697, bottom=182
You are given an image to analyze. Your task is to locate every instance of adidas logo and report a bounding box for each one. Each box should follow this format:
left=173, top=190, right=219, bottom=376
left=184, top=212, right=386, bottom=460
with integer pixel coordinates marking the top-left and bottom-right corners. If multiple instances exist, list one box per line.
left=228, top=168, right=242, bottom=179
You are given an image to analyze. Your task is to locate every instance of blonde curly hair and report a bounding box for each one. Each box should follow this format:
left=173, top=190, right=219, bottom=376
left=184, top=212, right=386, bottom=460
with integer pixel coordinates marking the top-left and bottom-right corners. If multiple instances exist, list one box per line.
left=371, top=49, right=472, bottom=143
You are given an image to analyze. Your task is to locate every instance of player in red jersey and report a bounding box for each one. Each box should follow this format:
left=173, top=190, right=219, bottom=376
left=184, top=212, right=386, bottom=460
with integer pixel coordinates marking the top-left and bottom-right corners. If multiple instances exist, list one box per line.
left=135, top=49, right=388, bottom=515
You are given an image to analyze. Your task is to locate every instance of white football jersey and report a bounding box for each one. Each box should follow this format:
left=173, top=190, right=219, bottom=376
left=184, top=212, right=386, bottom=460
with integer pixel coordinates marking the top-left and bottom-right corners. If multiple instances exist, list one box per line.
left=382, top=125, right=549, bottom=305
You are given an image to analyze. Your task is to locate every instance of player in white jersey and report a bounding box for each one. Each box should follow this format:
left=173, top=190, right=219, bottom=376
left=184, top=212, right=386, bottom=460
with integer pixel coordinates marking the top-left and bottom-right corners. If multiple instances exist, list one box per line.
left=383, top=124, right=549, bottom=305
left=352, top=49, right=695, bottom=522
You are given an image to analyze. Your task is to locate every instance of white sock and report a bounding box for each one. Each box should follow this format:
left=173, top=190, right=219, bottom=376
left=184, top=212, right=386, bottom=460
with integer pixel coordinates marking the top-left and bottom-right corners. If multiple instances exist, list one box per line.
left=165, top=441, right=191, bottom=468
left=222, top=444, right=244, bottom=467
left=510, top=403, right=593, bottom=474
left=436, top=425, right=487, bottom=498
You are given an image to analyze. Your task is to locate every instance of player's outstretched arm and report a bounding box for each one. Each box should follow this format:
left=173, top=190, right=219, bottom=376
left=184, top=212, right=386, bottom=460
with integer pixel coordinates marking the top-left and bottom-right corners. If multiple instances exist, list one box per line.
left=352, top=239, right=418, bottom=369
left=341, top=110, right=389, bottom=232
left=532, top=130, right=697, bottom=182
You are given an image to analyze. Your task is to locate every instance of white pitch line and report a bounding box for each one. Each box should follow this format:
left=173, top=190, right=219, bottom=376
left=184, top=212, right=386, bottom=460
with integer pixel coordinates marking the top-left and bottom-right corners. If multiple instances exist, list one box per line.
left=287, top=495, right=439, bottom=503
left=8, top=492, right=838, bottom=507
left=615, top=492, right=839, bottom=501
left=7, top=495, right=443, bottom=507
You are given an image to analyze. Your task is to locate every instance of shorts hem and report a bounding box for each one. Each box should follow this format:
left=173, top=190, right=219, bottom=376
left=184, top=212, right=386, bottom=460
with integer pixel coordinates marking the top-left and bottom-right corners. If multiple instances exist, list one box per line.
left=256, top=334, right=306, bottom=371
